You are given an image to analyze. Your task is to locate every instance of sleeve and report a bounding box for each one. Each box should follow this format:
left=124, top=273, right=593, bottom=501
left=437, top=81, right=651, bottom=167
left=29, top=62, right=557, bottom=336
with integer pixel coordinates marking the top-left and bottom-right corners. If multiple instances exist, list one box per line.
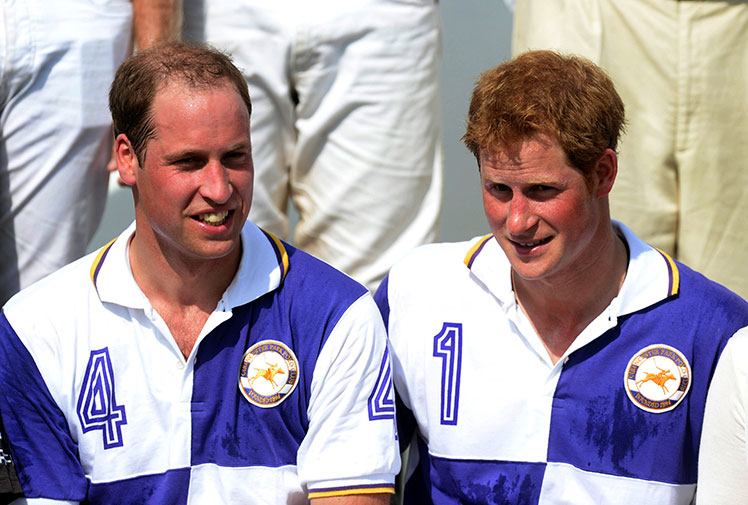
left=0, top=313, right=86, bottom=502
left=697, top=327, right=748, bottom=505
left=296, top=294, right=400, bottom=499
left=373, top=275, right=390, bottom=330
left=374, top=275, right=416, bottom=454
left=10, top=500, right=77, bottom=505
left=376, top=266, right=429, bottom=500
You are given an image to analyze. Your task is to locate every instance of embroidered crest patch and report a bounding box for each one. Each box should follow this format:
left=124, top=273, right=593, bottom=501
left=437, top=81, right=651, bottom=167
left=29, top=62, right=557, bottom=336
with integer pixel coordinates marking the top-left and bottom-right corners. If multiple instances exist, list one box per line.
left=624, top=344, right=691, bottom=413
left=239, top=340, right=299, bottom=408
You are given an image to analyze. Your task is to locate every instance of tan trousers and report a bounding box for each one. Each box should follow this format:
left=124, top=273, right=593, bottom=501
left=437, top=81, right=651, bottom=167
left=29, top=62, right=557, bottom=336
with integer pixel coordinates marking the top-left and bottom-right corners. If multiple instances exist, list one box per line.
left=513, top=0, right=748, bottom=299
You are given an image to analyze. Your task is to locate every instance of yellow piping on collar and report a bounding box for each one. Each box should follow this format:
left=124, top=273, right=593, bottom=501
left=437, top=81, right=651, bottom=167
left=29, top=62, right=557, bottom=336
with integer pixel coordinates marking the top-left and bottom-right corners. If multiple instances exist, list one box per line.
left=262, top=230, right=289, bottom=282
left=655, top=248, right=680, bottom=296
left=89, top=238, right=118, bottom=289
left=463, top=234, right=494, bottom=268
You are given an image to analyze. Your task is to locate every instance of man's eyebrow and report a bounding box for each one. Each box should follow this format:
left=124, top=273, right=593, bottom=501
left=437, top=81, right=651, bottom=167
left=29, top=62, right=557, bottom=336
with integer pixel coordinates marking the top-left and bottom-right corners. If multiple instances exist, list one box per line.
left=163, top=149, right=202, bottom=163
left=226, top=140, right=252, bottom=151
left=163, top=141, right=251, bottom=163
left=482, top=173, right=554, bottom=184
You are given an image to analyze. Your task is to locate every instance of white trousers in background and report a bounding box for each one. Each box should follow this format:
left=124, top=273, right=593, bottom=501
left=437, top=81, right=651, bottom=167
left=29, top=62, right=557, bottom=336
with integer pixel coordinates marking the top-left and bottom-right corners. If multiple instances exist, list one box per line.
left=513, top=0, right=748, bottom=299
left=0, top=0, right=133, bottom=305
left=183, top=0, right=443, bottom=291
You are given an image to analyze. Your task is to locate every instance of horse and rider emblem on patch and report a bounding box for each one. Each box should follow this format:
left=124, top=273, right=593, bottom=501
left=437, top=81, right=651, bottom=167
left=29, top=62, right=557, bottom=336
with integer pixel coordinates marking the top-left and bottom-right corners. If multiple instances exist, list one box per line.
left=624, top=344, right=691, bottom=413
left=239, top=340, right=299, bottom=408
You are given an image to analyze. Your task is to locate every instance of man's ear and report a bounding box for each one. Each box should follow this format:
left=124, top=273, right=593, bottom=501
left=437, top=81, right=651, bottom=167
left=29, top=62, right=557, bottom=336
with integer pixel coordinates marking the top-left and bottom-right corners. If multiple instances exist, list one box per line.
left=593, top=148, right=618, bottom=198
left=115, top=134, right=139, bottom=186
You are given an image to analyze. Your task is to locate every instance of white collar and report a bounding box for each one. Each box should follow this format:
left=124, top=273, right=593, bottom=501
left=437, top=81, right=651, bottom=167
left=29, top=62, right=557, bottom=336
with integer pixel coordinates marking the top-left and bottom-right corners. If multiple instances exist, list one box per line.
left=464, top=220, right=679, bottom=318
left=90, top=220, right=288, bottom=311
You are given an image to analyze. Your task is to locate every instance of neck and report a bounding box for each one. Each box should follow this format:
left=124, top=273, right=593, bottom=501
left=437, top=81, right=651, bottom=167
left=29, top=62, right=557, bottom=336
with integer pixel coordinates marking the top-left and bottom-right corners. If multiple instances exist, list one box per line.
left=513, top=226, right=628, bottom=363
left=128, top=232, right=240, bottom=312
left=128, top=230, right=241, bottom=359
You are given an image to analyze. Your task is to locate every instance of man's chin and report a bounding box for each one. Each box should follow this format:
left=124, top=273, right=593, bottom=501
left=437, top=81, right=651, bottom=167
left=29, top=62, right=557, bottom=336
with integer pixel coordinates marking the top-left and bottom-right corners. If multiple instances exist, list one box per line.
left=509, top=260, right=555, bottom=284
left=181, top=236, right=243, bottom=262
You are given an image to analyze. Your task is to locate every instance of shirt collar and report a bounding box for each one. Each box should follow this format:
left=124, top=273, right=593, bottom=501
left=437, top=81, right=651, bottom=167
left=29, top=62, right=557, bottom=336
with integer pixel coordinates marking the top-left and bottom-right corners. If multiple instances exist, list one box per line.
left=613, top=220, right=679, bottom=316
left=463, top=233, right=515, bottom=306
left=463, top=220, right=679, bottom=317
left=90, top=220, right=288, bottom=310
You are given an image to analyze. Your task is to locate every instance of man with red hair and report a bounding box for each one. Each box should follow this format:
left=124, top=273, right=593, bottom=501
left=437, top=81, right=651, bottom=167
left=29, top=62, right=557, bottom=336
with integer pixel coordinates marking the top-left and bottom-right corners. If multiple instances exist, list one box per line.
left=376, top=51, right=748, bottom=505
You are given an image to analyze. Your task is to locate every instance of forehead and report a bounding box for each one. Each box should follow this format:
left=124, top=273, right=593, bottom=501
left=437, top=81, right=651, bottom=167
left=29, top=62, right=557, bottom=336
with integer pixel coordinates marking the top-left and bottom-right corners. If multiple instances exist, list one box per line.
left=151, top=79, right=242, bottom=114
left=148, top=80, right=250, bottom=145
left=479, top=134, right=571, bottom=174
left=153, top=78, right=243, bottom=108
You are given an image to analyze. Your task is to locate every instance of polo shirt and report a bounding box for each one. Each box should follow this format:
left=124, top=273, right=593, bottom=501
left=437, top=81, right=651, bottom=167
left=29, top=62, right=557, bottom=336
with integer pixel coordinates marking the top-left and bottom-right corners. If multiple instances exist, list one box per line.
left=375, top=222, right=748, bottom=504
left=0, top=220, right=399, bottom=504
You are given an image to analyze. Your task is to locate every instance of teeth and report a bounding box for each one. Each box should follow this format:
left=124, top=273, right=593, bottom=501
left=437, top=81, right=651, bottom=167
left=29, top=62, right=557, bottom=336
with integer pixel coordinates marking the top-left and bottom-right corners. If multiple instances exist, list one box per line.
left=198, top=211, right=229, bottom=224
left=518, top=239, right=543, bottom=247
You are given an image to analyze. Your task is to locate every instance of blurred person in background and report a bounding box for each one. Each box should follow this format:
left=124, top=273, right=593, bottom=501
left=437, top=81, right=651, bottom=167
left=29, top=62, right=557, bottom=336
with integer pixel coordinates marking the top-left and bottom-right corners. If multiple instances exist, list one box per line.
left=180, top=0, right=443, bottom=291
left=513, top=0, right=748, bottom=300
left=0, top=0, right=178, bottom=306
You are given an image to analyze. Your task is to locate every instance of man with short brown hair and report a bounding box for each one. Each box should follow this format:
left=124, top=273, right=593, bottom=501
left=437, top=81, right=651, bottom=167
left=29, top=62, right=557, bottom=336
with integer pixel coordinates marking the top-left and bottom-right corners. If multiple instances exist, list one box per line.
left=0, top=42, right=398, bottom=505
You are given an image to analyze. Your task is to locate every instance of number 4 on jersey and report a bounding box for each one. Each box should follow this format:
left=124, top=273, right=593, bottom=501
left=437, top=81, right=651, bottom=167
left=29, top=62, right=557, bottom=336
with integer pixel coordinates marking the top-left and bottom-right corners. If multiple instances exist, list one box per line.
left=76, top=348, right=127, bottom=449
left=368, top=346, right=395, bottom=421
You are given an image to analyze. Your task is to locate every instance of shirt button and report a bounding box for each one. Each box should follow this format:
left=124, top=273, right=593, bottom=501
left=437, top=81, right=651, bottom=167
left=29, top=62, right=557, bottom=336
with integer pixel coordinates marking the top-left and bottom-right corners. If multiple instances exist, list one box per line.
left=176, top=360, right=185, bottom=369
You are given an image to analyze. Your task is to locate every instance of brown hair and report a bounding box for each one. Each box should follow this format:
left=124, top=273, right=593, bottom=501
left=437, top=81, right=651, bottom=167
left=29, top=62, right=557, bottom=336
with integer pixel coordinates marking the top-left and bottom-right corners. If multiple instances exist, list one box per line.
left=109, top=41, right=251, bottom=165
left=463, top=50, right=625, bottom=182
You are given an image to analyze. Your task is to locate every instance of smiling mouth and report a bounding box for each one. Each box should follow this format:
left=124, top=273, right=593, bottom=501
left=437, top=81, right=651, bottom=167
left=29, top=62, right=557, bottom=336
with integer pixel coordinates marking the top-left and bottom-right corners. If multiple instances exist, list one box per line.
left=512, top=236, right=552, bottom=248
left=195, top=210, right=230, bottom=226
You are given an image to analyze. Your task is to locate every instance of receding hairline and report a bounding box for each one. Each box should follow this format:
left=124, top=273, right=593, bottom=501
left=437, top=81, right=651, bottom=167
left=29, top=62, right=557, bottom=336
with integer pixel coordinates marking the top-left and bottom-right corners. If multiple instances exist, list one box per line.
left=151, top=75, right=247, bottom=101
left=141, top=77, right=252, bottom=154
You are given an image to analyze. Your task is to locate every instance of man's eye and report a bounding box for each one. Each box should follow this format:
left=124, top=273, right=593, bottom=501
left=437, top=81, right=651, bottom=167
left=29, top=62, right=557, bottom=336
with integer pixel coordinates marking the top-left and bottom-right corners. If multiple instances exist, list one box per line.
left=531, top=184, right=558, bottom=193
left=223, top=151, right=251, bottom=165
left=486, top=183, right=512, bottom=200
left=530, top=185, right=559, bottom=199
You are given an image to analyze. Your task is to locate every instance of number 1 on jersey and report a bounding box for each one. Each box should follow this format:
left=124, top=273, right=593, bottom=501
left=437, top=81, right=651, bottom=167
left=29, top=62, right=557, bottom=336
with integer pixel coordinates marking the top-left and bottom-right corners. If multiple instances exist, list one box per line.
left=433, top=322, right=463, bottom=425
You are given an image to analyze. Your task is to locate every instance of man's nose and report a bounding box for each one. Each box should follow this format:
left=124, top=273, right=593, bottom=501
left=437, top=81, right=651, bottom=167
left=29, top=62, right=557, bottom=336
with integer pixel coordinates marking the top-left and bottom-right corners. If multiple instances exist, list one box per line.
left=507, top=194, right=537, bottom=235
left=200, top=161, right=232, bottom=203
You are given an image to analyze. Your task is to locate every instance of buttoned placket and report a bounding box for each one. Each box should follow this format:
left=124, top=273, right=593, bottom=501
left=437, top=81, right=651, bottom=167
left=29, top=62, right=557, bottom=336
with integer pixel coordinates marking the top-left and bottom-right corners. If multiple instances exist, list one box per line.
left=504, top=291, right=621, bottom=382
